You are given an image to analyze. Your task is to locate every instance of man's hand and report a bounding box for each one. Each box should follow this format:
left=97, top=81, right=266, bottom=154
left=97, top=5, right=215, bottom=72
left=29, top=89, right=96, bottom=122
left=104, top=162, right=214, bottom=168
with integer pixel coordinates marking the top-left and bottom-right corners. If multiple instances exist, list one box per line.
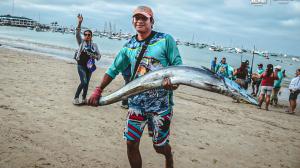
left=162, top=77, right=179, bottom=90
left=77, top=13, right=83, bottom=24
left=87, top=86, right=102, bottom=106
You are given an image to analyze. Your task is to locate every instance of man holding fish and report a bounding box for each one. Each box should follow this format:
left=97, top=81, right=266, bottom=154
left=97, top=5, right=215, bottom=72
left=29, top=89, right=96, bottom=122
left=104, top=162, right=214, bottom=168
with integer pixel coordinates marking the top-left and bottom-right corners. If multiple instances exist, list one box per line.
left=88, top=6, right=182, bottom=168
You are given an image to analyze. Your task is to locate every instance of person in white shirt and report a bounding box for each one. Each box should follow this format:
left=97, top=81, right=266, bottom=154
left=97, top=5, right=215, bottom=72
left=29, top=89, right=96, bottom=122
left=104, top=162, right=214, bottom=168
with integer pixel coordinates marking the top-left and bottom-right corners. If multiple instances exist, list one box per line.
left=287, top=69, right=300, bottom=114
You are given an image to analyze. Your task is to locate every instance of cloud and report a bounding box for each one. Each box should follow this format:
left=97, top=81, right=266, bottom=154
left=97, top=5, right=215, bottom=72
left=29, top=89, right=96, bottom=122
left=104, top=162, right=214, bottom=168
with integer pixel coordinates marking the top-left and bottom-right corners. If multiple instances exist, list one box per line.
left=292, top=1, right=300, bottom=13
left=0, top=0, right=299, bottom=55
left=280, top=18, right=300, bottom=27
left=224, top=0, right=248, bottom=8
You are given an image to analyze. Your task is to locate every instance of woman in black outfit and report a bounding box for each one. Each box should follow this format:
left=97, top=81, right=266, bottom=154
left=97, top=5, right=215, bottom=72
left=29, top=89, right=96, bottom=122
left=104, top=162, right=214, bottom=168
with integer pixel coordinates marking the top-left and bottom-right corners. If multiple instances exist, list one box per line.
left=73, top=14, right=101, bottom=105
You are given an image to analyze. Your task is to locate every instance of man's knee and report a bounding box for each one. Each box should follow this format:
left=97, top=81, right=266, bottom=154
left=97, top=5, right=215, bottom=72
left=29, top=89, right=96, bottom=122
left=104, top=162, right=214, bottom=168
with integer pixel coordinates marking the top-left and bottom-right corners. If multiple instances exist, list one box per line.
left=153, top=144, right=170, bottom=155
left=127, top=140, right=139, bottom=152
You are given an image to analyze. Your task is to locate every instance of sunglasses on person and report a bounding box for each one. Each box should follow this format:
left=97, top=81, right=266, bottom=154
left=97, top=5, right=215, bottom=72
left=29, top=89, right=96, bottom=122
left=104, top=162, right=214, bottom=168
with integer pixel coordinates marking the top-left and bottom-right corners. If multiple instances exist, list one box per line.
left=84, top=33, right=91, bottom=37
left=133, top=15, right=150, bottom=22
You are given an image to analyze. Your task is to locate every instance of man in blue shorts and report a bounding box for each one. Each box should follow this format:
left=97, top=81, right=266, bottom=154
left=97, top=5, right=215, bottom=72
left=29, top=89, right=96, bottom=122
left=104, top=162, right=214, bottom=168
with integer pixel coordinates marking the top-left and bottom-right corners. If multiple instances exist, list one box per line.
left=88, top=6, right=182, bottom=168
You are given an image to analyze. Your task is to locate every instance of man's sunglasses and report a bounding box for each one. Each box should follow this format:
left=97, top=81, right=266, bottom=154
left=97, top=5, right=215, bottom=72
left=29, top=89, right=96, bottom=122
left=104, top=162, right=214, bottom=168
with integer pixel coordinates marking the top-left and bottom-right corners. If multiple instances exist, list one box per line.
left=133, top=15, right=150, bottom=22
left=84, top=34, right=91, bottom=37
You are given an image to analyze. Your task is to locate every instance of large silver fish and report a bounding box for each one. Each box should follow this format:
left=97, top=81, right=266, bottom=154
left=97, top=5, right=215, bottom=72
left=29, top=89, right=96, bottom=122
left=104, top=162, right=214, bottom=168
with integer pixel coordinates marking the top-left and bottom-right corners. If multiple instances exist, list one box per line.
left=98, top=66, right=258, bottom=106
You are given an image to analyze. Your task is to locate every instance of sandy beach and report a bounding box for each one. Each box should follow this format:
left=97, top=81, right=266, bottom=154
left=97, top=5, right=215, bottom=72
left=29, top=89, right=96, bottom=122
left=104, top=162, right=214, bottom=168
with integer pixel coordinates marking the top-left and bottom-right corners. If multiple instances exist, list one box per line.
left=0, top=47, right=299, bottom=168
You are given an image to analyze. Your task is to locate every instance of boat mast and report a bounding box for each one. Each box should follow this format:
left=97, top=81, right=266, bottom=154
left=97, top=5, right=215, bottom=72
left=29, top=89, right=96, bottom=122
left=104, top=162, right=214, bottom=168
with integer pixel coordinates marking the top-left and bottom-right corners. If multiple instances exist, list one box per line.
left=11, top=0, right=15, bottom=15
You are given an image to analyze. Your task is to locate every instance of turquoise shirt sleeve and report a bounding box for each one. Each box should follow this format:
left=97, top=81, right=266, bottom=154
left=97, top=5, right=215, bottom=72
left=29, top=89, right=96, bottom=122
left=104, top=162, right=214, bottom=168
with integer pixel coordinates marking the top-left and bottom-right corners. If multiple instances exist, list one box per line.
left=165, top=35, right=183, bottom=66
left=106, top=47, right=130, bottom=79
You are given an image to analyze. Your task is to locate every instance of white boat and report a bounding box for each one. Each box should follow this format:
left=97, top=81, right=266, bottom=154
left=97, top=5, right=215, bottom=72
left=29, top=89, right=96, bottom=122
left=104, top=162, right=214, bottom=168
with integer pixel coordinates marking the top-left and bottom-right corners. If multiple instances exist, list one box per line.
left=209, top=45, right=223, bottom=52
left=292, top=57, right=300, bottom=62
left=235, top=48, right=243, bottom=53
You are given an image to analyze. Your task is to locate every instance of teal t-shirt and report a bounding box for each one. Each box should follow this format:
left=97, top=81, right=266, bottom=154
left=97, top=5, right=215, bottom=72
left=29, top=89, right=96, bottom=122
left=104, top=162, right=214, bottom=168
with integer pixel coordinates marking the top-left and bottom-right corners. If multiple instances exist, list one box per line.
left=215, top=63, right=229, bottom=77
left=106, top=31, right=183, bottom=112
left=257, top=68, right=264, bottom=75
left=274, top=71, right=283, bottom=88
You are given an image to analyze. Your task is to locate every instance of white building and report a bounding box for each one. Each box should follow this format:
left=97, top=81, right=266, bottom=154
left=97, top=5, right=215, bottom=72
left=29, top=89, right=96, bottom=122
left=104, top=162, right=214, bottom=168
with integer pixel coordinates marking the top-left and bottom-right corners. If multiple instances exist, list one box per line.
left=0, top=15, right=37, bottom=27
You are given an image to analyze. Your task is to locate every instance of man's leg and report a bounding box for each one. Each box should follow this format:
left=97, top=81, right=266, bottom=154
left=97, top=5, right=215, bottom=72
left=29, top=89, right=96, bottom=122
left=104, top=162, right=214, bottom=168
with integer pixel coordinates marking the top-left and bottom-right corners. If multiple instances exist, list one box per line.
left=124, top=108, right=146, bottom=168
left=150, top=109, right=173, bottom=168
left=258, top=93, right=265, bottom=108
left=127, top=140, right=142, bottom=168
left=251, top=82, right=255, bottom=95
left=288, top=92, right=298, bottom=113
left=289, top=93, right=297, bottom=113
left=273, top=88, right=279, bottom=105
left=270, top=89, right=274, bottom=105
left=265, top=95, right=271, bottom=111
left=153, top=144, right=173, bottom=168
left=255, top=82, right=261, bottom=96
left=290, top=100, right=296, bottom=112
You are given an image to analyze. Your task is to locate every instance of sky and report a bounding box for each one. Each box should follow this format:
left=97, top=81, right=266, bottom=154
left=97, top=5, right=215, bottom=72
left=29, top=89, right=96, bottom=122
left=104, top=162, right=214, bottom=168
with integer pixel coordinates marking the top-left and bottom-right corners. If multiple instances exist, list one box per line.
left=0, top=0, right=300, bottom=56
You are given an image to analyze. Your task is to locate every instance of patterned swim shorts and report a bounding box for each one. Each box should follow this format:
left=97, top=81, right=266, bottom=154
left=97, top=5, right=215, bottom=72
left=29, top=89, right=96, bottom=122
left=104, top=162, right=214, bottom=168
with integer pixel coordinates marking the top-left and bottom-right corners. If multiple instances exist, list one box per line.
left=124, top=108, right=173, bottom=146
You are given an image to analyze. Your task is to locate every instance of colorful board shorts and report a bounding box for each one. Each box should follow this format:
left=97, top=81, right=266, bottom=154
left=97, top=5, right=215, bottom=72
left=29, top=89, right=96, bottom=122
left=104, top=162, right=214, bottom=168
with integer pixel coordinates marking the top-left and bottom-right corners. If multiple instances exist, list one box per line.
left=260, top=86, right=273, bottom=96
left=124, top=108, right=173, bottom=146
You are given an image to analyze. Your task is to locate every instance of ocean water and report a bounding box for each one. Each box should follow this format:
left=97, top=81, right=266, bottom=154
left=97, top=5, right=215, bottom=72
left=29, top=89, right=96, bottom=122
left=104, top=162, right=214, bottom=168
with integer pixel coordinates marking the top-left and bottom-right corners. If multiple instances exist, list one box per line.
left=0, top=26, right=299, bottom=104
left=1, top=26, right=298, bottom=76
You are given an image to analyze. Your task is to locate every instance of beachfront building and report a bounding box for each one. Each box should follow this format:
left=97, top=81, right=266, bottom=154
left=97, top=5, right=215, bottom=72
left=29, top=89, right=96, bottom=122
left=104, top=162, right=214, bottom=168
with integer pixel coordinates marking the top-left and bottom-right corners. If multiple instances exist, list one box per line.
left=0, top=15, right=37, bottom=27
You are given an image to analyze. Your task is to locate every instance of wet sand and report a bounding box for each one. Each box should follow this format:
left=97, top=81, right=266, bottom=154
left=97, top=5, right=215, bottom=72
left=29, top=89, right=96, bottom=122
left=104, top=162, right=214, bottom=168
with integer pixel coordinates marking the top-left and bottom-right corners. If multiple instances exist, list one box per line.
left=0, top=47, right=299, bottom=168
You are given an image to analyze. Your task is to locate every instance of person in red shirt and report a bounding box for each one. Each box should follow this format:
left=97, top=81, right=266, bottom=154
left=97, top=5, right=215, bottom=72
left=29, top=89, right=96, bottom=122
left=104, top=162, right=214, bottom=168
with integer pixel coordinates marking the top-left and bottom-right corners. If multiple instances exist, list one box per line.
left=258, top=64, right=278, bottom=110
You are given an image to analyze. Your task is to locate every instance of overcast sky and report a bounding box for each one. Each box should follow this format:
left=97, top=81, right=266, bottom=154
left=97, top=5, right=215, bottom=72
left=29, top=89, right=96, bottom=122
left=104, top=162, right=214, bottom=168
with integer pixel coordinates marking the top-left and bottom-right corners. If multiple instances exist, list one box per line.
left=1, top=0, right=300, bottom=55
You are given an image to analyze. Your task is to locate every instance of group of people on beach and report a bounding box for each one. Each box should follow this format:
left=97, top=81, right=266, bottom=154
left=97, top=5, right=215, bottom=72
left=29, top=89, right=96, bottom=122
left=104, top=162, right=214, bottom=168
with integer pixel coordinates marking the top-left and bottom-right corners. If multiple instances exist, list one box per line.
left=211, top=57, right=300, bottom=113
left=72, top=6, right=181, bottom=168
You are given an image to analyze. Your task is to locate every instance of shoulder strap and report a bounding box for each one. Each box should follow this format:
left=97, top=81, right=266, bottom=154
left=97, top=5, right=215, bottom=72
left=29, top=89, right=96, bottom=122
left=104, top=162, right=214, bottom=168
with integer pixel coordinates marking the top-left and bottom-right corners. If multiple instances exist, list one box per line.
left=130, top=32, right=156, bottom=81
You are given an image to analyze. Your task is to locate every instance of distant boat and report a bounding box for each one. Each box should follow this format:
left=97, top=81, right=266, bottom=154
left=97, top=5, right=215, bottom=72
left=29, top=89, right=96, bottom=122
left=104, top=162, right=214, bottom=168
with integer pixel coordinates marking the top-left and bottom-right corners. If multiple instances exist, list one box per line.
left=252, top=50, right=260, bottom=55
left=108, top=34, right=121, bottom=40
left=209, top=45, right=223, bottom=52
left=198, top=43, right=207, bottom=49
left=184, top=42, right=190, bottom=46
left=235, top=48, right=243, bottom=53
left=292, top=57, right=300, bottom=62
left=93, top=31, right=101, bottom=36
left=270, top=53, right=278, bottom=57
left=226, top=47, right=235, bottom=53
left=176, top=39, right=182, bottom=45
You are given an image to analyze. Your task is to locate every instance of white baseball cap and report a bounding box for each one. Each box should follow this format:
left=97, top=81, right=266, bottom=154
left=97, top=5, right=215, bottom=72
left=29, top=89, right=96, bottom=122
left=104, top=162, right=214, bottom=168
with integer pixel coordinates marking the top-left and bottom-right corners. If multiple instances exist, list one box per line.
left=274, top=65, right=282, bottom=70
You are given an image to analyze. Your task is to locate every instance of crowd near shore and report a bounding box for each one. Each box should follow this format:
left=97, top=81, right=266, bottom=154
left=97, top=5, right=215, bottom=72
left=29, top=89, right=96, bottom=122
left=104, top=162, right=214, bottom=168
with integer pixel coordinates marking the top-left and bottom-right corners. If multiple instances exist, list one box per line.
left=211, top=57, right=299, bottom=114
